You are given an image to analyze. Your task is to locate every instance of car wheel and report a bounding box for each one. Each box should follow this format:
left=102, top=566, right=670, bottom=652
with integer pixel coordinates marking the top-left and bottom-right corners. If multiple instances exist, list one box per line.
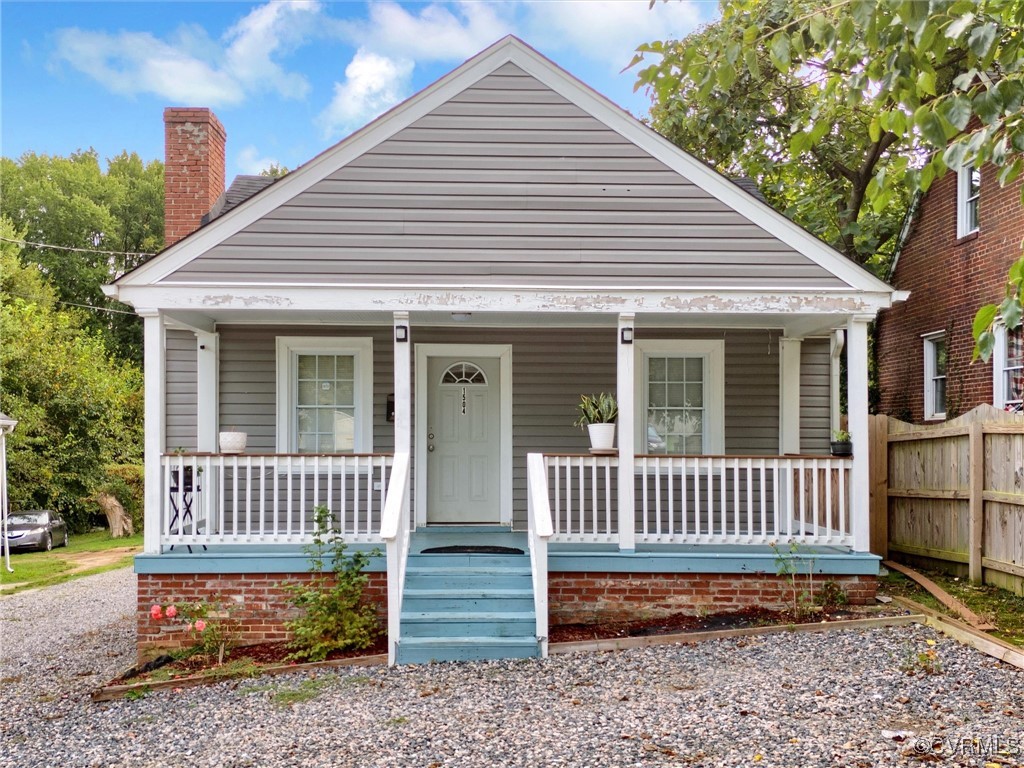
left=62, top=530, right=69, bottom=548
left=43, top=533, right=53, bottom=552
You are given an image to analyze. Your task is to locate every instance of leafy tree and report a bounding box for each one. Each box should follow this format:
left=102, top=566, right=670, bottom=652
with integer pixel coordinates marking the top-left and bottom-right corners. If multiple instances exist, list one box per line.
left=0, top=217, right=143, bottom=532
left=260, top=163, right=289, bottom=178
left=1, top=149, right=163, bottom=361
left=634, top=0, right=1024, bottom=280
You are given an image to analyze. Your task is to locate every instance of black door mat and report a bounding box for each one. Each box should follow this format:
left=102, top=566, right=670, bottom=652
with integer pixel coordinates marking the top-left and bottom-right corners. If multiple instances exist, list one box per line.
left=420, top=545, right=525, bottom=555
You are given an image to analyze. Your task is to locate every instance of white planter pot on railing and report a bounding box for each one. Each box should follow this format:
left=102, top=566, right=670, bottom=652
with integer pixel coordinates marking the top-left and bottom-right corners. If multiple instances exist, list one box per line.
left=218, top=431, right=247, bottom=454
left=586, top=423, right=616, bottom=451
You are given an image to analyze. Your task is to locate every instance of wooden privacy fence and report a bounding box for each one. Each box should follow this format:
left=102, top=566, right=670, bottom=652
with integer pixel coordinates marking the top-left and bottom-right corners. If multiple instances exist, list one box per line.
left=869, top=405, right=1024, bottom=594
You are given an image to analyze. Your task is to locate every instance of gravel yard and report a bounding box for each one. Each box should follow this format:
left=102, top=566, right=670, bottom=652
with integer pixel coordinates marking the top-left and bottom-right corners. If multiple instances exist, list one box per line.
left=2, top=568, right=1022, bottom=768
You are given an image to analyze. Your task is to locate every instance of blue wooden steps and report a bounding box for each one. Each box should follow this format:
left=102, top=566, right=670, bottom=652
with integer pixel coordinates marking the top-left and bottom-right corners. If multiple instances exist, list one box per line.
left=394, top=528, right=541, bottom=664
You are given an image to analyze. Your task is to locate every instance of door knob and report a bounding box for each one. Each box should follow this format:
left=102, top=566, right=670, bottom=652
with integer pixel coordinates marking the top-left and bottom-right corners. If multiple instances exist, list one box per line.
left=428, top=444, right=434, bottom=452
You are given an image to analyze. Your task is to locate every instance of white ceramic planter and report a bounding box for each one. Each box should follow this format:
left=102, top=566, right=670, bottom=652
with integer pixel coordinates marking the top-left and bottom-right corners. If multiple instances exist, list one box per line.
left=219, top=431, right=247, bottom=454
left=587, top=423, right=616, bottom=451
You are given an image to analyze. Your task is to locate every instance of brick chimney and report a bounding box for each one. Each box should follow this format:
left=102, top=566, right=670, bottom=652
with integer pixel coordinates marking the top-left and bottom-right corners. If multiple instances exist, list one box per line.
left=163, top=107, right=227, bottom=246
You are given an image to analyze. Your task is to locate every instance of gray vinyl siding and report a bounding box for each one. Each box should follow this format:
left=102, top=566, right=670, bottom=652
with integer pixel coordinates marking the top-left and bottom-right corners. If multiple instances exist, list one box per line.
left=166, top=63, right=846, bottom=289
left=212, top=325, right=783, bottom=526
left=800, top=337, right=832, bottom=453
left=217, top=325, right=395, bottom=455
left=165, top=330, right=197, bottom=452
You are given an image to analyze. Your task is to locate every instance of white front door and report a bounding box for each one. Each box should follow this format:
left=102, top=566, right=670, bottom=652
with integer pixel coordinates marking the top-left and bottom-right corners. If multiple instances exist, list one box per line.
left=425, top=356, right=501, bottom=523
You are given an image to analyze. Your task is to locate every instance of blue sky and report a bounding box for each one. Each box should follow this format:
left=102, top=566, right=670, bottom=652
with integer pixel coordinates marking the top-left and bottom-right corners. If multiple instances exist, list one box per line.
left=2, top=1, right=716, bottom=181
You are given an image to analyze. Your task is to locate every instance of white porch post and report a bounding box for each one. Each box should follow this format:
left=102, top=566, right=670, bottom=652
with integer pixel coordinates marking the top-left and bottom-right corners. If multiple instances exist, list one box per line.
left=142, top=313, right=166, bottom=554
left=847, top=316, right=871, bottom=552
left=779, top=337, right=802, bottom=455
left=617, top=313, right=635, bottom=551
left=195, top=331, right=219, bottom=452
left=393, top=312, right=411, bottom=454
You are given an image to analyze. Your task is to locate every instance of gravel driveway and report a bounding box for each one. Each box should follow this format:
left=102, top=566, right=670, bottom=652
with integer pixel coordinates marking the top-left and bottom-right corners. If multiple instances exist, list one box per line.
left=2, top=567, right=1022, bottom=768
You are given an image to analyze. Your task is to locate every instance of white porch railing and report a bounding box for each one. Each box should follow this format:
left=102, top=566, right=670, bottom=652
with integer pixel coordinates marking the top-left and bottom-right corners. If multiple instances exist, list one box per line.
left=380, top=452, right=411, bottom=666
left=538, top=453, right=853, bottom=547
left=160, top=453, right=393, bottom=548
left=526, top=453, right=553, bottom=658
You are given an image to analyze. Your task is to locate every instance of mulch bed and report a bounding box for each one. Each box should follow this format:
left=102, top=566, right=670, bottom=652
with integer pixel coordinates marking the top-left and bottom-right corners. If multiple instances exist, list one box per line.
left=117, top=606, right=871, bottom=685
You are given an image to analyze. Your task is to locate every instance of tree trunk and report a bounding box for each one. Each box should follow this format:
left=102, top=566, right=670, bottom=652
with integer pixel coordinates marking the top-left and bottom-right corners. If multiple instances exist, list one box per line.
left=96, top=492, right=134, bottom=538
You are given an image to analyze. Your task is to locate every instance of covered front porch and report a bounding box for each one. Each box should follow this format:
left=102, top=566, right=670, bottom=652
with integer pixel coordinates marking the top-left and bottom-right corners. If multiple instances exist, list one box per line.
left=134, top=302, right=880, bottom=664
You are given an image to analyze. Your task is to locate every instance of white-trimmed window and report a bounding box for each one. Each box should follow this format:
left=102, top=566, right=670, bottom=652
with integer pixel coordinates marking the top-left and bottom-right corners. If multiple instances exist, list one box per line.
left=957, top=163, right=980, bottom=238
left=635, top=340, right=725, bottom=454
left=276, top=337, right=373, bottom=453
left=994, top=325, right=1024, bottom=412
left=923, top=332, right=947, bottom=420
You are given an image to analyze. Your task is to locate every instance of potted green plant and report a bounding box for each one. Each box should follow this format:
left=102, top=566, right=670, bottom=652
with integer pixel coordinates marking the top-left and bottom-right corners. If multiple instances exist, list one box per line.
left=830, top=429, right=852, bottom=456
left=574, top=392, right=618, bottom=451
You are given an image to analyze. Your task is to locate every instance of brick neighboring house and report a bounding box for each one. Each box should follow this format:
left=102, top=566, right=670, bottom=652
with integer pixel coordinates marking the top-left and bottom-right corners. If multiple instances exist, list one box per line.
left=876, top=161, right=1024, bottom=423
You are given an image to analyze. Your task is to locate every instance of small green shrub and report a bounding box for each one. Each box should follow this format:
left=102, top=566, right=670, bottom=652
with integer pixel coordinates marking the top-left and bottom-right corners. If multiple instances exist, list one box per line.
left=283, top=506, right=381, bottom=662
left=150, top=598, right=239, bottom=665
left=770, top=540, right=816, bottom=618
left=814, top=579, right=849, bottom=610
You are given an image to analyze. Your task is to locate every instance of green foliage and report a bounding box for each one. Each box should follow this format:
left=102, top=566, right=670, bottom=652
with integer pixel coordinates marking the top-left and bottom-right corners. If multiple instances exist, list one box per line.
left=260, top=163, right=290, bottom=178
left=814, top=579, right=849, bottom=610
left=151, top=600, right=239, bottom=666
left=973, top=256, right=1024, bottom=361
left=573, top=392, right=619, bottom=427
left=283, top=506, right=381, bottom=662
left=635, top=0, right=1024, bottom=274
left=770, top=540, right=816, bottom=617
left=0, top=149, right=163, bottom=362
left=0, top=219, right=142, bottom=532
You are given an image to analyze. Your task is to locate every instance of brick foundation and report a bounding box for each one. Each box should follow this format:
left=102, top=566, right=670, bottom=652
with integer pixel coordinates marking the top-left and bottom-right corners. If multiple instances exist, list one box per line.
left=137, top=571, right=876, bottom=661
left=137, top=572, right=388, bottom=662
left=547, top=572, right=877, bottom=625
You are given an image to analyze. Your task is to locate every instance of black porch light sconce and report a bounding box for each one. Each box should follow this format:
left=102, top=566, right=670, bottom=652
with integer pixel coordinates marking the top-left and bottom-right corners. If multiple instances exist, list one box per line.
left=620, top=326, right=634, bottom=345
left=395, top=325, right=409, bottom=343
left=386, top=393, right=395, bottom=423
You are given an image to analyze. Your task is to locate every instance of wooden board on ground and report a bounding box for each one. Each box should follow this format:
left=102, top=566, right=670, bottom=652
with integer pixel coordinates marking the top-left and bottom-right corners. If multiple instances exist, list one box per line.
left=883, top=559, right=997, bottom=630
left=891, top=595, right=1024, bottom=671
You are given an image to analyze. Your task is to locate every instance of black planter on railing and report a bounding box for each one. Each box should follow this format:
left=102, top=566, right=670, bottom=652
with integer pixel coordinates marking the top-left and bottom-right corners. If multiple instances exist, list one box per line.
left=830, top=441, right=853, bottom=457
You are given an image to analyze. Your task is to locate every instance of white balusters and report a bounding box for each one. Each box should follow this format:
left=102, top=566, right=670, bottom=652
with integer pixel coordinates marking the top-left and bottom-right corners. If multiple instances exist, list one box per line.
left=160, top=453, right=393, bottom=548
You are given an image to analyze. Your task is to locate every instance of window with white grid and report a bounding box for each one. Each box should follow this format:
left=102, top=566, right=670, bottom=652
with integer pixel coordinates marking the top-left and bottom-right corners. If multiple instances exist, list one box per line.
left=276, top=337, right=373, bottom=453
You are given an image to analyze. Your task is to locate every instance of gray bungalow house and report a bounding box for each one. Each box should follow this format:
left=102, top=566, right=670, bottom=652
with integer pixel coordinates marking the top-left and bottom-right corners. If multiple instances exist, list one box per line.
left=107, top=37, right=903, bottom=665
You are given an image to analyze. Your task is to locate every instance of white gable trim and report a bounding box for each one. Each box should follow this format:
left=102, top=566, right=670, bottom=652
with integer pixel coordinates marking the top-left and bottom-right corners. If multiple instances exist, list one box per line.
left=115, top=36, right=892, bottom=296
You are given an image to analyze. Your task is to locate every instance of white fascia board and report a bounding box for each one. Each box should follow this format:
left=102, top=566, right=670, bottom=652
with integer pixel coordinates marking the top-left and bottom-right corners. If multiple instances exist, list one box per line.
left=116, top=37, right=527, bottom=289
left=114, top=284, right=897, bottom=315
left=509, top=45, right=895, bottom=295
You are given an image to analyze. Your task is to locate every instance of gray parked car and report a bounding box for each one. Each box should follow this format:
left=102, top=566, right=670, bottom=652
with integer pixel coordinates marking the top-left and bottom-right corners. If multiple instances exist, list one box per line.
left=4, top=510, right=69, bottom=551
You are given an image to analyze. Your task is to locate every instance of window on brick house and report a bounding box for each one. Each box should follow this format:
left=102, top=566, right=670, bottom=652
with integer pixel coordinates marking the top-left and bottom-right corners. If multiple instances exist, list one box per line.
left=923, top=332, right=947, bottom=420
left=957, top=163, right=980, bottom=238
left=994, top=325, right=1024, bottom=412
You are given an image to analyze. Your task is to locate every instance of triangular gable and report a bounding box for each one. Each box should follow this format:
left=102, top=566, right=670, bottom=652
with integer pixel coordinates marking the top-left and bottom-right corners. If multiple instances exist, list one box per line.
left=117, top=36, right=892, bottom=294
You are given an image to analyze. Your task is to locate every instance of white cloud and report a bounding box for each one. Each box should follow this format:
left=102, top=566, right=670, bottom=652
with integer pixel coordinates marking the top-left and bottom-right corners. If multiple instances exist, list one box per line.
left=223, top=1, right=319, bottom=99
left=237, top=145, right=281, bottom=175
left=332, top=1, right=513, bottom=62
left=317, top=48, right=414, bottom=140
left=51, top=28, right=244, bottom=105
left=521, top=0, right=702, bottom=67
left=52, top=1, right=320, bottom=106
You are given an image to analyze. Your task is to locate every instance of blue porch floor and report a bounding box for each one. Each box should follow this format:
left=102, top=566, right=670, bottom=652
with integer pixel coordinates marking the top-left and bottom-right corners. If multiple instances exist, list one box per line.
left=135, top=526, right=879, bottom=576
